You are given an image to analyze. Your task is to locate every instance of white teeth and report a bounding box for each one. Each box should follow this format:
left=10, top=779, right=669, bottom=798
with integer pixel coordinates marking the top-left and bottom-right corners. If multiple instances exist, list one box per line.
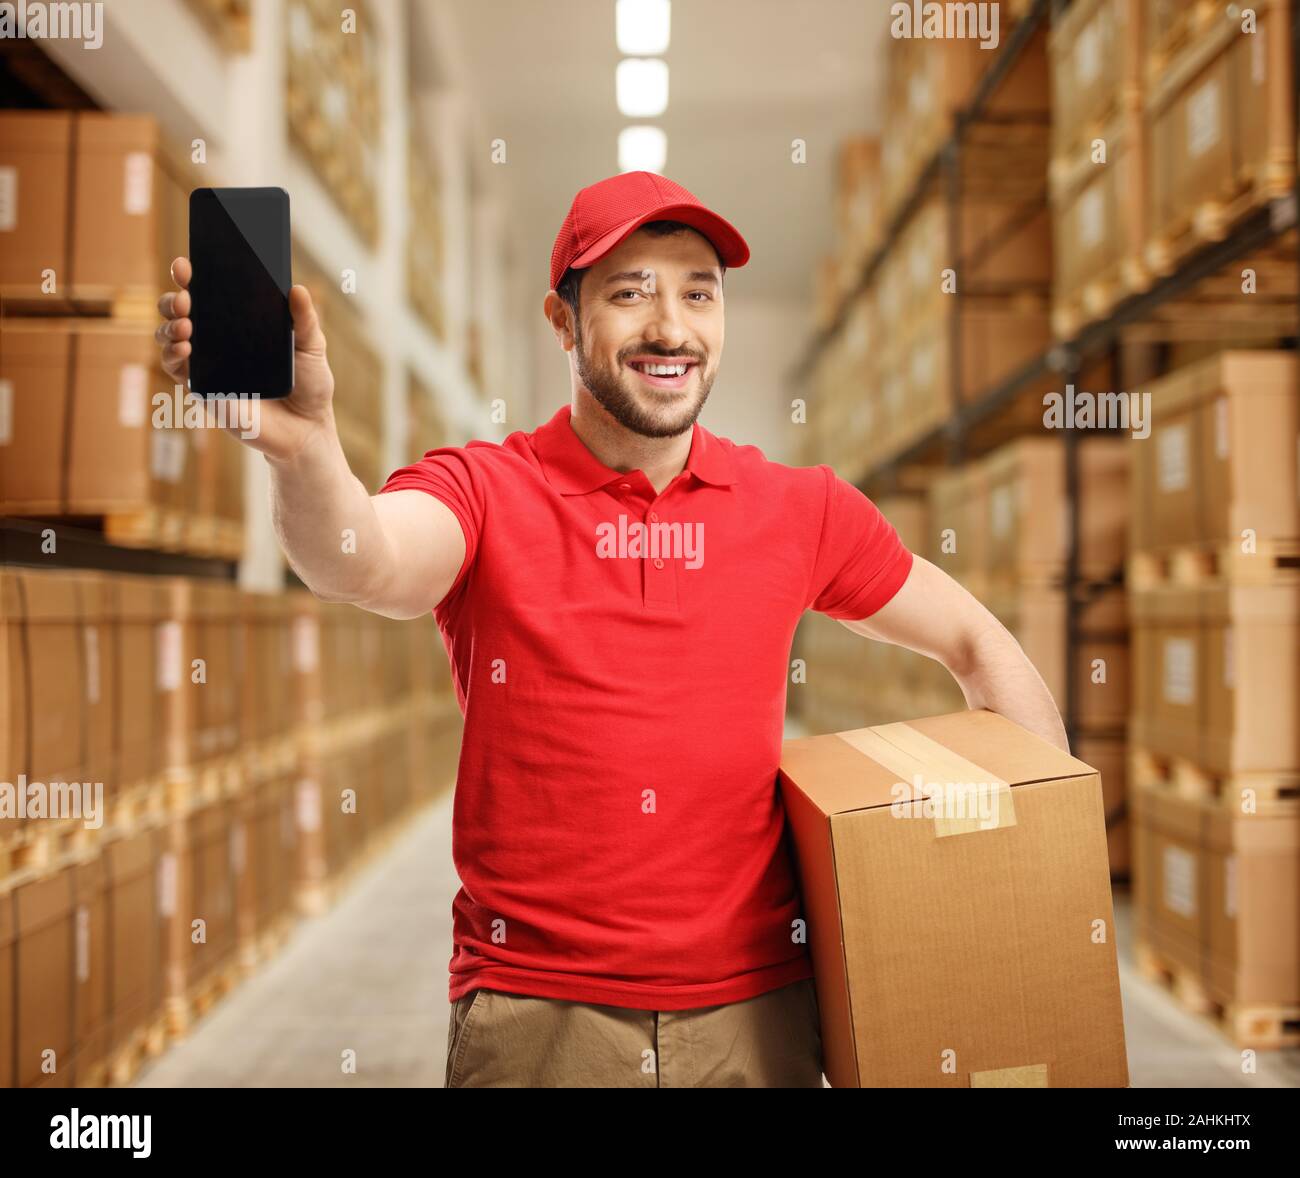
left=633, top=362, right=688, bottom=376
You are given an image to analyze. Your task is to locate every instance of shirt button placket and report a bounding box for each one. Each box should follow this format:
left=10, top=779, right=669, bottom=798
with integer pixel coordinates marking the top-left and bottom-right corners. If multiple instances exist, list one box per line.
left=644, top=494, right=678, bottom=610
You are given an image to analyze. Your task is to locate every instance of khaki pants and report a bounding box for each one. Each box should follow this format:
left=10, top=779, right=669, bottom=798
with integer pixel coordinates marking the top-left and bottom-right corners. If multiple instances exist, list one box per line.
left=445, top=977, right=824, bottom=1088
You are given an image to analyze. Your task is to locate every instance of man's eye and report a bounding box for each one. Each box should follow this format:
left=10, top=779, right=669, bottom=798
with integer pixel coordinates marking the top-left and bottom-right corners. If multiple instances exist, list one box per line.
left=688, top=291, right=712, bottom=302
left=615, top=289, right=643, bottom=301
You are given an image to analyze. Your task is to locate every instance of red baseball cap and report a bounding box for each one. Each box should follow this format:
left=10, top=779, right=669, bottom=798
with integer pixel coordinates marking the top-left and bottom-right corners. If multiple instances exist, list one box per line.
left=549, top=171, right=750, bottom=292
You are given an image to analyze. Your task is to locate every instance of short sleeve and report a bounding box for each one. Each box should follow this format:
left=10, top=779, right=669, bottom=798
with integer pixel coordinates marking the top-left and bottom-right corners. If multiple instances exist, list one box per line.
left=378, top=447, right=484, bottom=609
left=806, top=466, right=913, bottom=620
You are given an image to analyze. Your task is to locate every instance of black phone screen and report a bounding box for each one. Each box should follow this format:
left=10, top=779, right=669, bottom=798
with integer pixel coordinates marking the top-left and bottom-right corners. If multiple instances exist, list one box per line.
left=188, top=187, right=293, bottom=398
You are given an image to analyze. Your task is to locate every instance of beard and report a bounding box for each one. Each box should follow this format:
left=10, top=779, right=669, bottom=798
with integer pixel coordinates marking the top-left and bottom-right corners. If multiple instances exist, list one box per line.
left=574, top=325, right=715, bottom=439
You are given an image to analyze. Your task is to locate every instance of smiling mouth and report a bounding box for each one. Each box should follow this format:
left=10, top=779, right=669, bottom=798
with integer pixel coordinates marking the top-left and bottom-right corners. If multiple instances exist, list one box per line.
left=626, top=359, right=698, bottom=390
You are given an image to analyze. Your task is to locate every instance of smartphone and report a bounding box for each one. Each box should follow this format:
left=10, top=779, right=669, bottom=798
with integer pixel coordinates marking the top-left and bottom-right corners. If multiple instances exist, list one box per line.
left=188, top=187, right=293, bottom=398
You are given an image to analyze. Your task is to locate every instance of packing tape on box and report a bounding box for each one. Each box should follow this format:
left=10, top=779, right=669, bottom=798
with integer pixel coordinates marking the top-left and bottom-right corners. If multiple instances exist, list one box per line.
left=836, top=722, right=1017, bottom=838
left=970, top=1063, right=1049, bottom=1087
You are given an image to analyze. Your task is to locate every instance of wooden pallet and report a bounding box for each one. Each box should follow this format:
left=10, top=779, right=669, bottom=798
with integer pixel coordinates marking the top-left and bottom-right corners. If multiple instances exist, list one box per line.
left=1052, top=254, right=1152, bottom=339
left=168, top=958, right=242, bottom=1038
left=0, top=286, right=161, bottom=320
left=1128, top=539, right=1300, bottom=590
left=163, top=756, right=245, bottom=815
left=1130, top=746, right=1300, bottom=811
left=184, top=518, right=243, bottom=561
left=1136, top=939, right=1300, bottom=1050
left=4, top=819, right=100, bottom=875
left=103, top=1015, right=169, bottom=1087
left=1146, top=184, right=1295, bottom=281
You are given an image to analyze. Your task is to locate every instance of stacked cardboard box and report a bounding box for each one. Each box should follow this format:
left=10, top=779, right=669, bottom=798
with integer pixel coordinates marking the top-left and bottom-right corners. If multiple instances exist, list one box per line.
left=407, top=131, right=446, bottom=341
left=1, top=567, right=462, bottom=1086
left=1048, top=0, right=1149, bottom=336
left=284, top=0, right=381, bottom=246
left=406, top=370, right=448, bottom=464
left=795, top=494, right=965, bottom=735
left=294, top=249, right=385, bottom=491
left=926, top=436, right=1133, bottom=875
left=1143, top=0, right=1294, bottom=277
left=0, top=111, right=242, bottom=558
left=0, top=111, right=194, bottom=311
left=1128, top=350, right=1299, bottom=1045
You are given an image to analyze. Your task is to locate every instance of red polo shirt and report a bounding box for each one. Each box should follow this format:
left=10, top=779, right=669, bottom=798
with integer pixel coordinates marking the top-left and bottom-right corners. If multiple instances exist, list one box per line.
left=379, top=403, right=913, bottom=1010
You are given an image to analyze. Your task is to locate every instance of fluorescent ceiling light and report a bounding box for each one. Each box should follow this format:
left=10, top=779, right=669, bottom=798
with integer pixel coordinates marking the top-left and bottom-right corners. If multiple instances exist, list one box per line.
left=619, top=126, right=667, bottom=174
left=616, top=0, right=670, bottom=55
left=616, top=57, right=668, bottom=118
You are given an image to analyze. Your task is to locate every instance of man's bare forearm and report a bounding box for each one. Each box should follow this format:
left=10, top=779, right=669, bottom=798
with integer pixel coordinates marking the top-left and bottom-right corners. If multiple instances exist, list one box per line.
left=264, top=416, right=395, bottom=604
left=949, top=617, right=1070, bottom=753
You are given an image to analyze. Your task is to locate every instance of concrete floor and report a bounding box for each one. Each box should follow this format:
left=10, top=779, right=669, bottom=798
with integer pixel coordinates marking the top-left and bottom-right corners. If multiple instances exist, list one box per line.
left=133, top=786, right=1300, bottom=1089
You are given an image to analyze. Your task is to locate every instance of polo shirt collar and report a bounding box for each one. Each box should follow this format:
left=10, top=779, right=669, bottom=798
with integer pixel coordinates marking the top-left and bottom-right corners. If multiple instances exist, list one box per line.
left=534, top=403, right=736, bottom=495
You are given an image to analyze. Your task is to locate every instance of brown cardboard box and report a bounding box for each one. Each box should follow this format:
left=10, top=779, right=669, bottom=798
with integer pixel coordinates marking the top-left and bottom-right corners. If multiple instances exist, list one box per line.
left=1132, top=784, right=1205, bottom=976
left=70, top=113, right=192, bottom=301
left=16, top=868, right=75, bottom=1087
left=67, top=321, right=183, bottom=516
left=114, top=575, right=168, bottom=793
left=1134, top=351, right=1298, bottom=553
left=0, top=111, right=74, bottom=296
left=72, top=852, right=110, bottom=1084
left=0, top=320, right=72, bottom=512
left=1131, top=586, right=1201, bottom=756
left=1077, top=734, right=1130, bottom=876
left=779, top=708, right=1128, bottom=1087
left=192, top=581, right=242, bottom=764
left=21, top=571, right=86, bottom=799
left=1203, top=805, right=1300, bottom=1008
left=105, top=829, right=162, bottom=1060
left=0, top=573, right=29, bottom=806
left=0, top=887, right=13, bottom=1088
left=76, top=574, right=118, bottom=806
left=1201, top=582, right=1300, bottom=774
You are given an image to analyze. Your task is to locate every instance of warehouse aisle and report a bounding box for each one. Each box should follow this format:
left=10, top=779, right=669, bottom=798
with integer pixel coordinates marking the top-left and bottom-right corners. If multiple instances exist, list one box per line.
left=127, top=777, right=1300, bottom=1089
left=133, top=792, right=460, bottom=1088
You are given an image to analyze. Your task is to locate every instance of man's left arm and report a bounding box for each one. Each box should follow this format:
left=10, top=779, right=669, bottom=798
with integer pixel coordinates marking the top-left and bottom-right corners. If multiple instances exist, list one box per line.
left=839, top=554, right=1070, bottom=754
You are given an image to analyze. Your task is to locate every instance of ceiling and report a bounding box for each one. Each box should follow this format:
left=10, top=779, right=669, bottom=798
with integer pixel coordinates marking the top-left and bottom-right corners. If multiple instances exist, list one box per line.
left=419, top=0, right=891, bottom=301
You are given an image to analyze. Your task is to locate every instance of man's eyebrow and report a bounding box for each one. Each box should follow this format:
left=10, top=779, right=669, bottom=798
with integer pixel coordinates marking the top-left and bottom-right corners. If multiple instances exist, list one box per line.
left=602, top=269, right=720, bottom=287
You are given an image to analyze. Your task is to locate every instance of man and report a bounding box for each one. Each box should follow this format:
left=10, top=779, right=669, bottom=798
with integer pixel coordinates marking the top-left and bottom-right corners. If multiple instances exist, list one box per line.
left=156, top=170, right=1066, bottom=1089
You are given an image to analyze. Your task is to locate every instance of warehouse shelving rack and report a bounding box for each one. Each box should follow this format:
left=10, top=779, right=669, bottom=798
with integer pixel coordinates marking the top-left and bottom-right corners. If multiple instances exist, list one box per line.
left=797, top=0, right=1300, bottom=756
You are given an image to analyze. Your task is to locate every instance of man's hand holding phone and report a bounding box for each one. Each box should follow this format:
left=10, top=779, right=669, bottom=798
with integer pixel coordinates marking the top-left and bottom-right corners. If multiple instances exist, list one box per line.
left=156, top=256, right=338, bottom=465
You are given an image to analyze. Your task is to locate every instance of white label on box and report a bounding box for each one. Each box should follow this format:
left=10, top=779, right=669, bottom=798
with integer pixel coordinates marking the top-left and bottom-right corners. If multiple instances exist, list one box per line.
left=149, top=429, right=170, bottom=479
left=156, top=620, right=182, bottom=692
left=119, top=364, right=148, bottom=427
left=158, top=853, right=177, bottom=917
left=0, top=378, right=12, bottom=445
left=293, top=616, right=320, bottom=673
left=297, top=779, right=322, bottom=832
left=1162, top=845, right=1197, bottom=918
left=1157, top=422, right=1190, bottom=492
left=1224, top=854, right=1238, bottom=919
left=123, top=151, right=152, bottom=215
left=84, top=624, right=101, bottom=704
left=151, top=432, right=185, bottom=483
left=909, top=73, right=931, bottom=116
left=230, top=824, right=246, bottom=875
left=169, top=432, right=187, bottom=481
left=1163, top=636, right=1196, bottom=705
left=1078, top=184, right=1104, bottom=249
left=910, top=342, right=935, bottom=389
left=990, top=484, right=1014, bottom=539
left=1075, top=21, right=1101, bottom=86
left=75, top=905, right=90, bottom=983
left=1252, top=25, right=1266, bottom=87
left=1187, top=78, right=1222, bottom=158
left=1214, top=397, right=1229, bottom=461
left=0, top=165, right=16, bottom=232
left=1223, top=629, right=1234, bottom=689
